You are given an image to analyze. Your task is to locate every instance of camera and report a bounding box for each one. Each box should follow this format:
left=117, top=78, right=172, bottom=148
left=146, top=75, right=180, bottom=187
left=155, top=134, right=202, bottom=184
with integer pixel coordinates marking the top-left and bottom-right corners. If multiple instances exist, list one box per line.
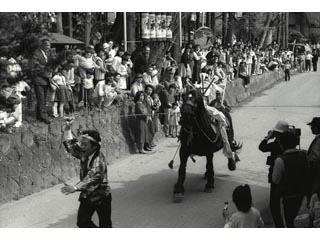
left=288, top=125, right=301, bottom=147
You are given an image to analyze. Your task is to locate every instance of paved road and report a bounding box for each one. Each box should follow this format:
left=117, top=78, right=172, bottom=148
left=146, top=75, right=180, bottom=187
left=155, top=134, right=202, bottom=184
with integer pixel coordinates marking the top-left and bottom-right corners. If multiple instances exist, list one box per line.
left=0, top=70, right=319, bottom=228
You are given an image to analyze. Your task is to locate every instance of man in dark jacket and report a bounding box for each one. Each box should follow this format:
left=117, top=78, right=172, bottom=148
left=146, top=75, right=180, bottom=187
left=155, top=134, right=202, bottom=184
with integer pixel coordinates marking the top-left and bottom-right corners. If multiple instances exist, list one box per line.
left=133, top=45, right=151, bottom=75
left=307, top=117, right=320, bottom=196
left=259, top=121, right=288, bottom=227
left=312, top=49, right=319, bottom=72
left=272, top=131, right=308, bottom=228
left=31, top=38, right=53, bottom=124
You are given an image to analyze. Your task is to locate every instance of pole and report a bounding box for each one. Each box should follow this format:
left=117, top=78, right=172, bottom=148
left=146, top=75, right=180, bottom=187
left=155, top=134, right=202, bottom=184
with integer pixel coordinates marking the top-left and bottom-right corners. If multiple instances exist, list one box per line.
left=124, top=12, right=127, bottom=51
left=202, top=12, right=205, bottom=27
left=179, top=12, right=182, bottom=49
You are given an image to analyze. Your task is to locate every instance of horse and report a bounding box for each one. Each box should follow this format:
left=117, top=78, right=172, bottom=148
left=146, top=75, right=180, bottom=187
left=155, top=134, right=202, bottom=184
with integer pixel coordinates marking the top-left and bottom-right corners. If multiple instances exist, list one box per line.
left=173, top=89, right=241, bottom=202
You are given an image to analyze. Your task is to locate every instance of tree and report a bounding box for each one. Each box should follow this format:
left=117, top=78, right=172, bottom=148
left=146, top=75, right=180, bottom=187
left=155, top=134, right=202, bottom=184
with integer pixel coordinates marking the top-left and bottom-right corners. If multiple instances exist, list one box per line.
left=259, top=13, right=272, bottom=48
left=226, top=12, right=234, bottom=45
left=68, top=13, right=73, bottom=37
left=84, top=13, right=92, bottom=46
left=222, top=12, right=228, bottom=44
left=56, top=13, right=63, bottom=34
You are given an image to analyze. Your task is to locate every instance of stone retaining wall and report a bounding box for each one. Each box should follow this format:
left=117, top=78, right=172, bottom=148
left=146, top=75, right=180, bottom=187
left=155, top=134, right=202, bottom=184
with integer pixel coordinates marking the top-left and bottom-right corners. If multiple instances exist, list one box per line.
left=0, top=101, right=156, bottom=204
left=224, top=70, right=285, bottom=106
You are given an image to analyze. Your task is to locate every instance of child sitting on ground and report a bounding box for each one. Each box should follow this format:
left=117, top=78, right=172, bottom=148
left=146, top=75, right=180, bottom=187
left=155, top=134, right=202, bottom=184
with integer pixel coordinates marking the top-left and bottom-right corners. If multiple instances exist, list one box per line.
left=223, top=184, right=264, bottom=228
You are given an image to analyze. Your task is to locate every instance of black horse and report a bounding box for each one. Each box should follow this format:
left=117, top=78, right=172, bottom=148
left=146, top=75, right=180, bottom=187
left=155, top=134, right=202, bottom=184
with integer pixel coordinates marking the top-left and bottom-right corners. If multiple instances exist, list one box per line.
left=173, top=90, right=241, bottom=202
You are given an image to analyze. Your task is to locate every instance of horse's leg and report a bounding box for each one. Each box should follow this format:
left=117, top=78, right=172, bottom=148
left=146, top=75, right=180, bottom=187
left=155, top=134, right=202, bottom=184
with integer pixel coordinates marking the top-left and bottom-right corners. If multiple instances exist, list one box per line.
left=173, top=147, right=189, bottom=202
left=204, top=153, right=215, bottom=192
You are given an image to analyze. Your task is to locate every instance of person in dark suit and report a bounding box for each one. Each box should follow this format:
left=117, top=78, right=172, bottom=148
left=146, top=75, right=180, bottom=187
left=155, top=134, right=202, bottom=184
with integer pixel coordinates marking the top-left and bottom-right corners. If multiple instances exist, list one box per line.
left=307, top=117, right=320, bottom=196
left=133, top=45, right=151, bottom=75
left=312, top=49, right=319, bottom=72
left=31, top=38, right=53, bottom=124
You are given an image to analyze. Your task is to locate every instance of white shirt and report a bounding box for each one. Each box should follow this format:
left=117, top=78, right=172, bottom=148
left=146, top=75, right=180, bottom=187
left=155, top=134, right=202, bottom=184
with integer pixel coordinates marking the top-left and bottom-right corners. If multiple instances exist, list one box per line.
left=224, top=207, right=264, bottom=228
left=306, top=53, right=313, bottom=61
left=84, top=76, right=94, bottom=89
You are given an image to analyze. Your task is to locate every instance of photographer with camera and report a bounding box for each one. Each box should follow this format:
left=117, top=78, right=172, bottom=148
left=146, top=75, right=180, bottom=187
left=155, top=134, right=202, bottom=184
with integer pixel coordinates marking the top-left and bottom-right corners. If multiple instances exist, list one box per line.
left=272, top=129, right=308, bottom=228
left=259, top=120, right=289, bottom=227
left=61, top=118, right=112, bottom=228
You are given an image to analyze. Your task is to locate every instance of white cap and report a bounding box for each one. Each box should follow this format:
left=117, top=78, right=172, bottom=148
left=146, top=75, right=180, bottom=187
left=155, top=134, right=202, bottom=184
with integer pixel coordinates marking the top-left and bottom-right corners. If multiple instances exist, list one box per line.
left=273, top=120, right=289, bottom=133
left=103, top=43, right=110, bottom=49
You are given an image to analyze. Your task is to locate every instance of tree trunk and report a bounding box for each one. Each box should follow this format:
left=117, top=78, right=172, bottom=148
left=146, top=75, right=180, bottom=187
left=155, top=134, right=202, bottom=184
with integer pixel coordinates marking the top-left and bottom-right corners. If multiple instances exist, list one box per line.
left=110, top=12, right=124, bottom=45
left=196, top=12, right=200, bottom=29
left=206, top=13, right=210, bottom=27
left=285, top=12, right=289, bottom=48
left=56, top=12, right=63, bottom=34
left=265, top=29, right=273, bottom=46
left=277, top=13, right=281, bottom=45
left=85, top=12, right=92, bottom=46
left=259, top=13, right=272, bottom=48
left=226, top=12, right=234, bottom=45
left=210, top=12, right=216, bottom=37
left=127, top=12, right=136, bottom=53
left=282, top=13, right=286, bottom=48
left=222, top=12, right=228, bottom=45
left=68, top=12, right=73, bottom=37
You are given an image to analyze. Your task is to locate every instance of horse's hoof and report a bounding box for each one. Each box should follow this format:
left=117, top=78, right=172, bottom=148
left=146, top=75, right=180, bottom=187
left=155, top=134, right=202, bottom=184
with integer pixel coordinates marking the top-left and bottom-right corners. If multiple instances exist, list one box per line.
left=173, top=193, right=184, bottom=203
left=234, top=153, right=240, bottom=162
left=204, top=186, right=214, bottom=193
left=228, top=158, right=236, bottom=171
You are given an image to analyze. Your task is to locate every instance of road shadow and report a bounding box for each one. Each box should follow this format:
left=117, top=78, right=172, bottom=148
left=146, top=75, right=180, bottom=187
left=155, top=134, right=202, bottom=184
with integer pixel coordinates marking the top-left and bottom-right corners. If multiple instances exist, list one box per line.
left=47, top=168, right=273, bottom=228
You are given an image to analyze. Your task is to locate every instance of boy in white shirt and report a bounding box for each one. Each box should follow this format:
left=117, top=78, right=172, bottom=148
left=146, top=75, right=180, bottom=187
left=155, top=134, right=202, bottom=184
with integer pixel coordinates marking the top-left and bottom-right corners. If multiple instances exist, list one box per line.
left=83, top=70, right=94, bottom=109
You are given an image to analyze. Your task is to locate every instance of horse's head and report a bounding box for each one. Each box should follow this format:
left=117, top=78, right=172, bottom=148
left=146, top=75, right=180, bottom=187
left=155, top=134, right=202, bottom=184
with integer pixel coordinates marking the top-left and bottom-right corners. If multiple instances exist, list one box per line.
left=180, top=89, right=210, bottom=131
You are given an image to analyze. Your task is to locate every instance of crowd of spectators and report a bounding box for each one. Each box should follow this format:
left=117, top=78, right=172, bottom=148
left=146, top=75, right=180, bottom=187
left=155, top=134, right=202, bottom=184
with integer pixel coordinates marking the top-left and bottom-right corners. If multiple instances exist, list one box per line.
left=1, top=36, right=319, bottom=151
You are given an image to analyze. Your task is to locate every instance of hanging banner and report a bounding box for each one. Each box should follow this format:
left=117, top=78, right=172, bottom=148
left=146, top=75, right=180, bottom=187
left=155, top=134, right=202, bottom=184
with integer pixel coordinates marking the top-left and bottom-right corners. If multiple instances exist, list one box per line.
left=166, top=13, right=172, bottom=39
left=161, top=13, right=167, bottom=40
left=149, top=12, right=156, bottom=40
left=141, top=12, right=150, bottom=39
left=155, top=13, right=162, bottom=40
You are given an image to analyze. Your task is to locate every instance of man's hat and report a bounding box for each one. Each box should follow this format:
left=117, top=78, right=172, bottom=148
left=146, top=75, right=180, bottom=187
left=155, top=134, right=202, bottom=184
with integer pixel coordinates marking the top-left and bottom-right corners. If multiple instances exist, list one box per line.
left=307, top=117, right=320, bottom=127
left=273, top=120, right=289, bottom=133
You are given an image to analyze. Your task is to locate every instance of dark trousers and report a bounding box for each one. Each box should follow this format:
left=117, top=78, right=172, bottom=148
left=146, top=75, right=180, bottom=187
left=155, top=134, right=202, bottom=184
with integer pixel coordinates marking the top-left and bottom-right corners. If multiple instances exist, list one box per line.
left=312, top=61, right=318, bottom=71
left=84, top=88, right=93, bottom=108
left=239, top=74, right=250, bottom=86
left=146, top=119, right=155, bottom=146
left=282, top=195, right=304, bottom=228
left=306, top=60, right=311, bottom=71
left=77, top=194, right=112, bottom=228
left=270, top=183, right=284, bottom=227
left=284, top=69, right=290, bottom=81
left=34, top=84, right=49, bottom=120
